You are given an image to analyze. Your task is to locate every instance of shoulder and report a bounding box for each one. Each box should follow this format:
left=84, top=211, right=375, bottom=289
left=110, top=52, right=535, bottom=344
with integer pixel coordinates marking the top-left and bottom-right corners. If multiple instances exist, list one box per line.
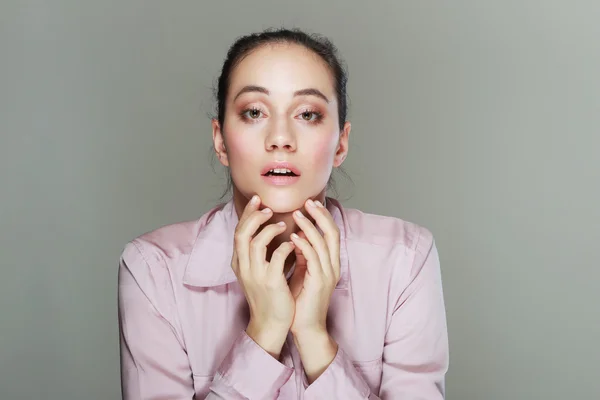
left=341, top=205, right=435, bottom=256
left=122, top=219, right=202, bottom=265
left=119, top=204, right=225, bottom=273
left=338, top=204, right=441, bottom=302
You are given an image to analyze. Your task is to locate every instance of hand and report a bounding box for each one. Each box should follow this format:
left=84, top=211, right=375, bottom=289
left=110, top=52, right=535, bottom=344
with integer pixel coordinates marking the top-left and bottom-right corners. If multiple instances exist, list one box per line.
left=288, top=199, right=341, bottom=337
left=288, top=198, right=341, bottom=383
left=231, top=195, right=296, bottom=358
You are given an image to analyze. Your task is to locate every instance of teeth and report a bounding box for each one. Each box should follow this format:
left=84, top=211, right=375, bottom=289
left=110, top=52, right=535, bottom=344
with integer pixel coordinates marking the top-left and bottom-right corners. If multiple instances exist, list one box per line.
left=269, top=168, right=292, bottom=174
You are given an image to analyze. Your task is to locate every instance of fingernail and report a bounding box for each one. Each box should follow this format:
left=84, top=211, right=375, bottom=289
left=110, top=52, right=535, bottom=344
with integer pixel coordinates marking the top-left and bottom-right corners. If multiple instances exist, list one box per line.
left=291, top=233, right=299, bottom=239
left=251, top=195, right=259, bottom=204
left=277, top=221, right=286, bottom=226
left=315, top=200, right=323, bottom=208
left=261, top=208, right=272, bottom=213
left=295, top=210, right=305, bottom=218
left=307, top=199, right=316, bottom=207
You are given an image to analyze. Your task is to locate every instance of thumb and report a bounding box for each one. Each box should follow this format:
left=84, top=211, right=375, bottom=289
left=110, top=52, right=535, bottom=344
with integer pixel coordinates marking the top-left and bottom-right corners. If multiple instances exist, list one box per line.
left=289, top=262, right=306, bottom=299
left=293, top=231, right=308, bottom=267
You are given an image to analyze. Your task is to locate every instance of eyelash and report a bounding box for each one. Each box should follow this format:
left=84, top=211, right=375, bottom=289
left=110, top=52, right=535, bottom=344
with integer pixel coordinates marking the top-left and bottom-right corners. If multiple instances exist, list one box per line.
left=298, top=109, right=324, bottom=124
left=239, top=107, right=265, bottom=122
left=239, top=107, right=324, bottom=125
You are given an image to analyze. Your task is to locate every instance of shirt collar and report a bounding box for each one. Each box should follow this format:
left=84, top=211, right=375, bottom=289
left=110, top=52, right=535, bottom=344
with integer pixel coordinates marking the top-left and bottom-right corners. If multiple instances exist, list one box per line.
left=183, top=197, right=349, bottom=290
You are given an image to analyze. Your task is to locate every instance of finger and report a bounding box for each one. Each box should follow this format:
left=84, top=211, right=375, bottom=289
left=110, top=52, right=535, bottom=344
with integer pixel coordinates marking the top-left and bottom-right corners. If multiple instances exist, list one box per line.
left=293, top=209, right=332, bottom=277
left=242, top=208, right=276, bottom=241
left=238, top=194, right=261, bottom=226
left=231, top=247, right=239, bottom=275
left=290, top=232, right=323, bottom=278
left=288, top=262, right=306, bottom=299
left=303, top=199, right=341, bottom=279
left=234, top=207, right=273, bottom=270
left=250, top=221, right=287, bottom=268
left=269, top=240, right=296, bottom=278
left=233, top=194, right=261, bottom=265
left=293, top=231, right=308, bottom=267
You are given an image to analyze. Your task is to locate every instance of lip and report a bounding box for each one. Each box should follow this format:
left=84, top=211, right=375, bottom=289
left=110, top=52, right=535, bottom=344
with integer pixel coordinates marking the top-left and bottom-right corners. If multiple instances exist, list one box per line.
left=260, top=161, right=301, bottom=176
left=261, top=174, right=300, bottom=186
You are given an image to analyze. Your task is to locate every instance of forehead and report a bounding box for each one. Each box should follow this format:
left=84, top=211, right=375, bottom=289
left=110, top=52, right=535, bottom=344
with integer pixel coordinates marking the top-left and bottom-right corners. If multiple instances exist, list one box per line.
left=228, top=43, right=336, bottom=99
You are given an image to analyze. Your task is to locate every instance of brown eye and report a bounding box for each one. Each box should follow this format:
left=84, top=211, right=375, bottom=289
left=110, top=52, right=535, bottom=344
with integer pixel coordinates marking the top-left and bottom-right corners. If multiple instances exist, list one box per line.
left=301, top=111, right=315, bottom=121
left=241, top=108, right=264, bottom=121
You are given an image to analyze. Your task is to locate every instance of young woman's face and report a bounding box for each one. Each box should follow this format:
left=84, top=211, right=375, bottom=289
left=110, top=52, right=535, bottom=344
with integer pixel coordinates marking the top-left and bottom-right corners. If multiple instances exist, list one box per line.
left=213, top=43, right=350, bottom=213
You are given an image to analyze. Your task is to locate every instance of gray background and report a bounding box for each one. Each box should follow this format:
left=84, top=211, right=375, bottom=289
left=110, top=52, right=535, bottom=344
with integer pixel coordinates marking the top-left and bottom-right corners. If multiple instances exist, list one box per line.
left=1, top=1, right=599, bottom=399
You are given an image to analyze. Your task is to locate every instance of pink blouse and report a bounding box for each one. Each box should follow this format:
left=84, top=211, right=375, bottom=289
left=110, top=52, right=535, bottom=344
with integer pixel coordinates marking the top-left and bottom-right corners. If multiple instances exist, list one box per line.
left=118, top=197, right=449, bottom=399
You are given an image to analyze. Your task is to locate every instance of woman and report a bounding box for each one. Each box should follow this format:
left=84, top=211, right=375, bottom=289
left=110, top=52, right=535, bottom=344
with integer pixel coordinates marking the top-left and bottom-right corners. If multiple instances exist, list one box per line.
left=118, top=28, right=449, bottom=399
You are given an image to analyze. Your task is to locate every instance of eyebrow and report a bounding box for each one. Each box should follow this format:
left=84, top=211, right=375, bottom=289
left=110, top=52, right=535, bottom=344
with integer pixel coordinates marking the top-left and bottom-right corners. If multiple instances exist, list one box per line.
left=233, top=85, right=330, bottom=103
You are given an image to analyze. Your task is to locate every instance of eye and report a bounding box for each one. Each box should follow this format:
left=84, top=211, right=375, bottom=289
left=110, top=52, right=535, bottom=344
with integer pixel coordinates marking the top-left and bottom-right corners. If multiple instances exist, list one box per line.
left=241, top=107, right=264, bottom=120
left=298, top=110, right=323, bottom=122
left=301, top=111, right=315, bottom=121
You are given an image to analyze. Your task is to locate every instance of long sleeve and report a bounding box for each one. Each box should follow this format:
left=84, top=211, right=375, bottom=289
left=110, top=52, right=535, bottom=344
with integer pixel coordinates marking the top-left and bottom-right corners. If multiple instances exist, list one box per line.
left=118, top=240, right=294, bottom=399
left=378, top=228, right=449, bottom=398
left=118, top=241, right=196, bottom=399
left=209, top=331, right=294, bottom=398
left=304, top=228, right=449, bottom=399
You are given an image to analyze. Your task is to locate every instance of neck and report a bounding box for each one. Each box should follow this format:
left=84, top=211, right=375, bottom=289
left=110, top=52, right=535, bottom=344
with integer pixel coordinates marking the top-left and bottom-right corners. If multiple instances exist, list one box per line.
left=231, top=187, right=327, bottom=272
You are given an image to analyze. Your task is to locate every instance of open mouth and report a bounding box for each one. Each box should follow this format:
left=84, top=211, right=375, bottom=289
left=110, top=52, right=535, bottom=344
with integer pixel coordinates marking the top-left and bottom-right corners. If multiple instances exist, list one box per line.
left=263, top=168, right=299, bottom=177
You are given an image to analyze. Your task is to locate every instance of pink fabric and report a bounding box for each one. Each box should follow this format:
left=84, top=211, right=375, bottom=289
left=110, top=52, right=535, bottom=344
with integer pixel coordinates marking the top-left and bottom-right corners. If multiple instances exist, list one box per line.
left=118, top=197, right=449, bottom=399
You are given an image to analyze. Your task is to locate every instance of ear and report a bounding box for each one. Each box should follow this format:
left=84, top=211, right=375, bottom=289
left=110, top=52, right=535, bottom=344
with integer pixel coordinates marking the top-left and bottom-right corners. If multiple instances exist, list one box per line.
left=212, top=119, right=229, bottom=167
left=333, top=121, right=351, bottom=167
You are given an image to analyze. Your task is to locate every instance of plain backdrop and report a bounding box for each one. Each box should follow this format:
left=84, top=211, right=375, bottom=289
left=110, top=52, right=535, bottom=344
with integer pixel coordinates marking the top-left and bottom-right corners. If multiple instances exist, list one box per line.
left=1, top=1, right=599, bottom=399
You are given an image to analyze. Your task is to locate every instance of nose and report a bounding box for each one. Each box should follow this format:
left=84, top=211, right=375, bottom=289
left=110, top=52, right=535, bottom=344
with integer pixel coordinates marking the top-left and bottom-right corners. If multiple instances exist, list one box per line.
left=265, top=118, right=297, bottom=152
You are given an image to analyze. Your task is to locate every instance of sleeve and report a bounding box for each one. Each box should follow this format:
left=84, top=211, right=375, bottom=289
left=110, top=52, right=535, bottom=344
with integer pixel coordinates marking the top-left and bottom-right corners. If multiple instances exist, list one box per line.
left=303, top=228, right=449, bottom=399
left=119, top=240, right=294, bottom=400
left=118, top=241, right=196, bottom=399
left=209, top=331, right=294, bottom=398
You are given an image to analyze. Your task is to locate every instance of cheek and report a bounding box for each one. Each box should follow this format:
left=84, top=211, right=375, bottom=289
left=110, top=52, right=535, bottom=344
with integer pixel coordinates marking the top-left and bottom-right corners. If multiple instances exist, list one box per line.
left=224, top=132, right=259, bottom=165
left=306, top=135, right=338, bottom=170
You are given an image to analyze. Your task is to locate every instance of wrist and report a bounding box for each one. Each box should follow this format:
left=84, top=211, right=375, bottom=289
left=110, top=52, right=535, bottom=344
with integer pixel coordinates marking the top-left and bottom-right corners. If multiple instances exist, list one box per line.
left=292, top=330, right=334, bottom=356
left=291, top=327, right=329, bottom=343
left=246, top=320, right=289, bottom=359
left=292, top=329, right=338, bottom=384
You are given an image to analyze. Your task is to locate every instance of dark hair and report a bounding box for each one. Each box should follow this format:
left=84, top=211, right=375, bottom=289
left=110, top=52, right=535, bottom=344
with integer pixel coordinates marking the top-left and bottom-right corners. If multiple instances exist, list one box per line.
left=210, top=28, right=352, bottom=201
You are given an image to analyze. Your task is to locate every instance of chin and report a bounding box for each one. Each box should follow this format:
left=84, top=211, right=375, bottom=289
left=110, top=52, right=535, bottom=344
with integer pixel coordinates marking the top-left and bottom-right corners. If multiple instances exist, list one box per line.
left=258, top=190, right=308, bottom=213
